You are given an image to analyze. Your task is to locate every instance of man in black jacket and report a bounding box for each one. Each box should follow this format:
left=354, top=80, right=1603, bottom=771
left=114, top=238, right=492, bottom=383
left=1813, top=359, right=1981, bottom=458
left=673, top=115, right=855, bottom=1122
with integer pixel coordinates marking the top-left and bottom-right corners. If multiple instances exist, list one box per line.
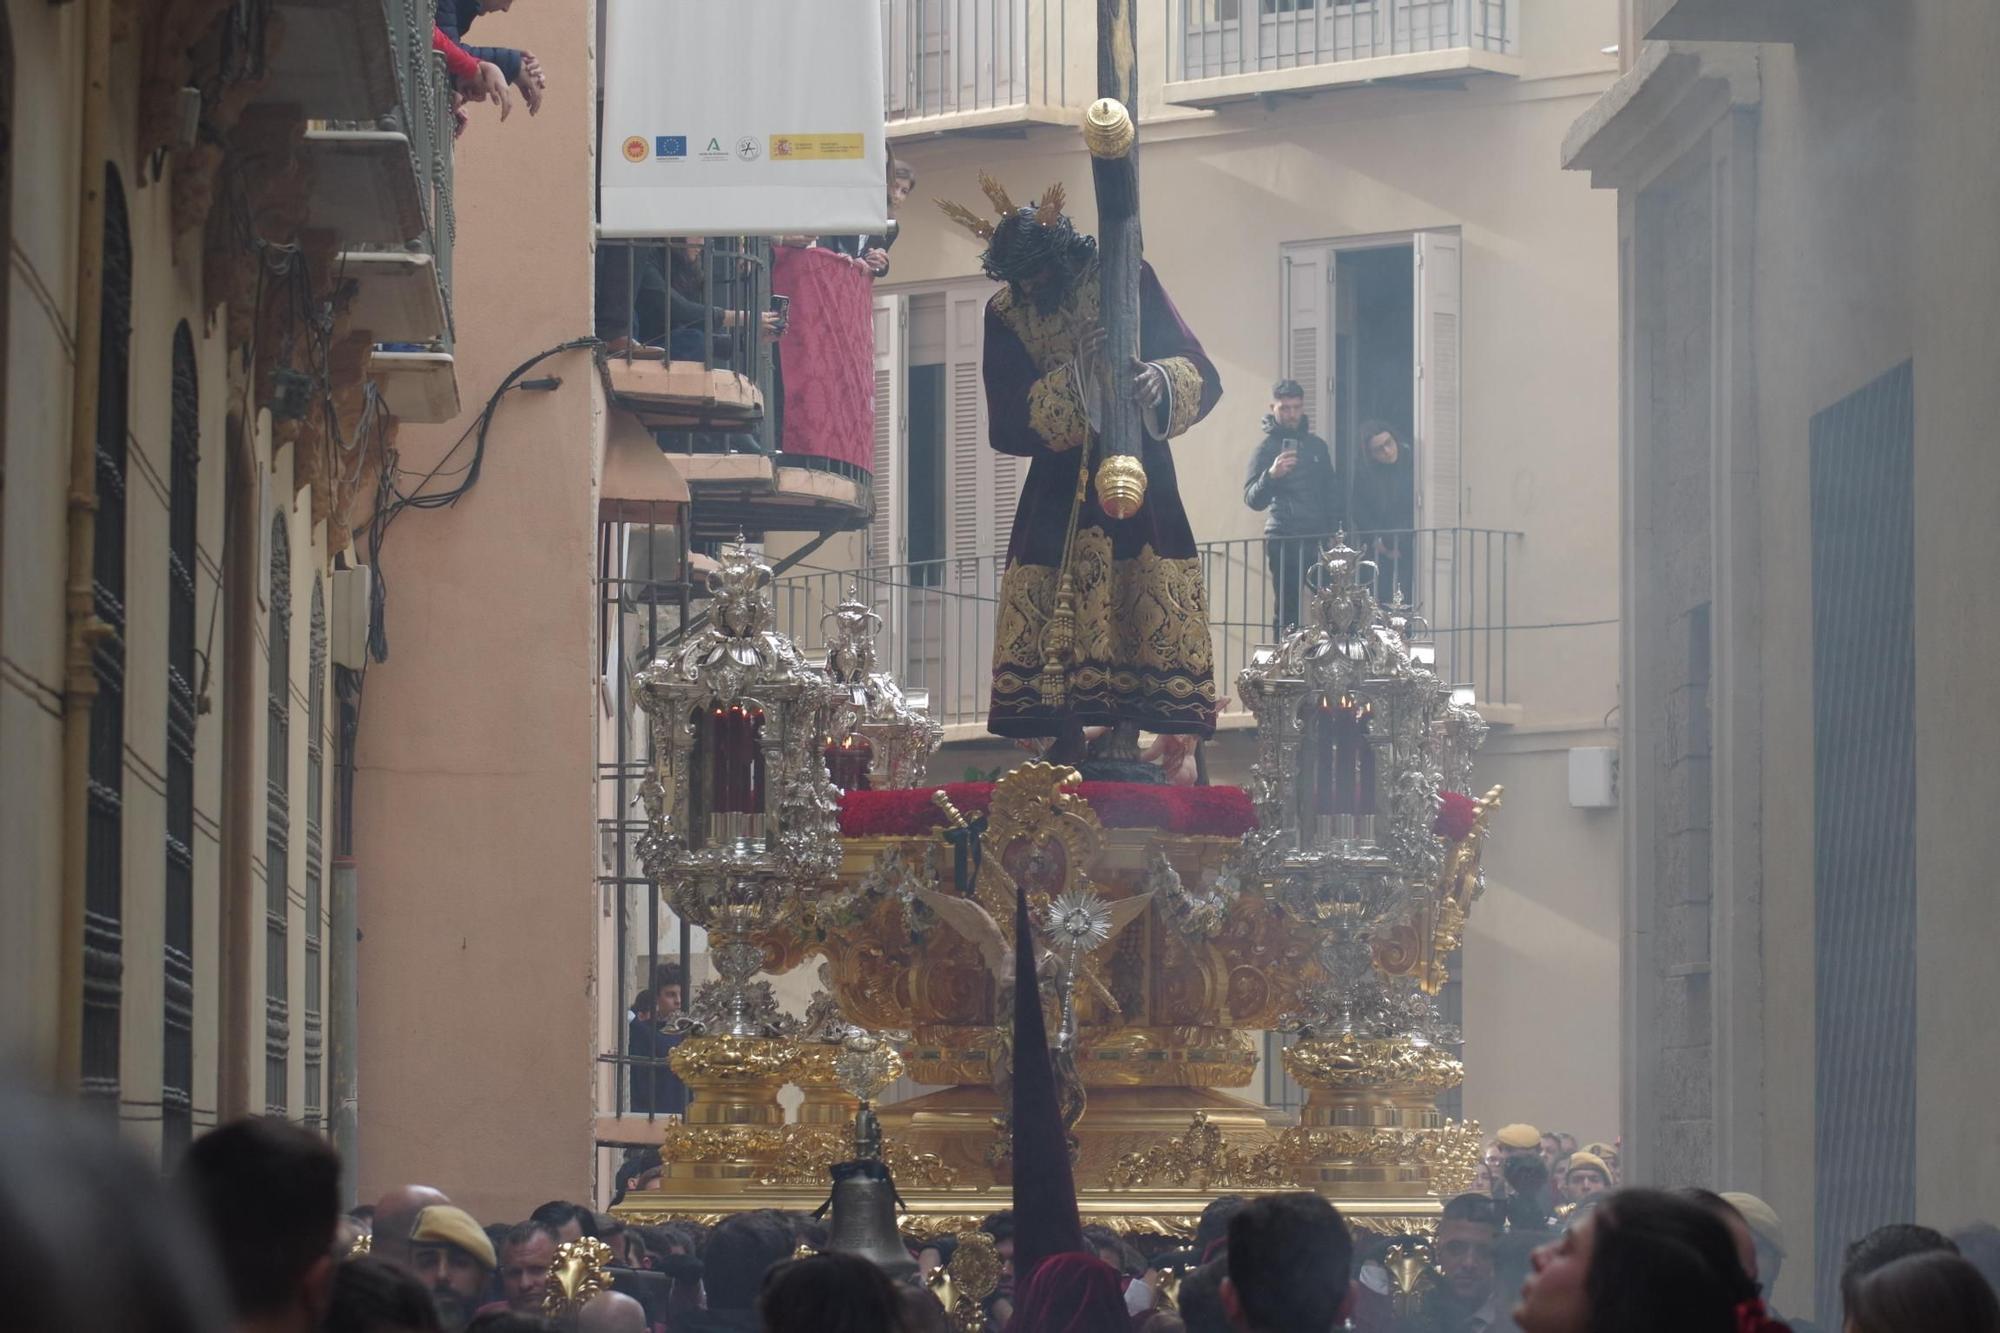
left=1243, top=379, right=1343, bottom=638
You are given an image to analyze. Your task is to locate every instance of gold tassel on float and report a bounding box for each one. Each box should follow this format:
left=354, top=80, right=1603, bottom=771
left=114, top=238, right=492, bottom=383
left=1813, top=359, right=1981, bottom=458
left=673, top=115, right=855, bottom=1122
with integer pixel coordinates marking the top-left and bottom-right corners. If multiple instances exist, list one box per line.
left=1036, top=449, right=1094, bottom=709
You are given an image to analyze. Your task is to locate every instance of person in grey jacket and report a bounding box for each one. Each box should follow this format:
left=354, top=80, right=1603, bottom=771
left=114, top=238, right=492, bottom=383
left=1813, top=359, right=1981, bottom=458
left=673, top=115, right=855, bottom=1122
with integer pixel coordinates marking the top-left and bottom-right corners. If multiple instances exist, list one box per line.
left=1244, top=379, right=1344, bottom=638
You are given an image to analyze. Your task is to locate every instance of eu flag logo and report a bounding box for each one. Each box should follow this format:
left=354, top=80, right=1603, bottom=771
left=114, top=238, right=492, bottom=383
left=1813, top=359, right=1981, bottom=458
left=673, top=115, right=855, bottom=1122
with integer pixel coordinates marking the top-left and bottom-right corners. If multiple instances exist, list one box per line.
left=656, top=136, right=687, bottom=159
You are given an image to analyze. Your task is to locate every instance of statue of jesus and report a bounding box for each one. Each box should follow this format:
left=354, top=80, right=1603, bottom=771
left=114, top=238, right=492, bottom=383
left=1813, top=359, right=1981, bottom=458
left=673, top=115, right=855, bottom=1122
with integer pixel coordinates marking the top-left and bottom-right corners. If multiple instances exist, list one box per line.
left=939, top=176, right=1223, bottom=771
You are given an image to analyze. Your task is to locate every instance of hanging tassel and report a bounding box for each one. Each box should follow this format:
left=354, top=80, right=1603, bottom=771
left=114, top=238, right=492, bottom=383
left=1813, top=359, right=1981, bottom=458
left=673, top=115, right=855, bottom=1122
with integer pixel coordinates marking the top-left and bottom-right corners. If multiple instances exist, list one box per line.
left=1038, top=572, right=1078, bottom=708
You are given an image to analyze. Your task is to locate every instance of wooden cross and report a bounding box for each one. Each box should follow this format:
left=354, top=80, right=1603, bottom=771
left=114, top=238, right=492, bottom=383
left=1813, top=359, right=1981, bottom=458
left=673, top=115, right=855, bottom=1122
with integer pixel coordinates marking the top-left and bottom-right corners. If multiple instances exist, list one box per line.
left=1090, top=0, right=1144, bottom=502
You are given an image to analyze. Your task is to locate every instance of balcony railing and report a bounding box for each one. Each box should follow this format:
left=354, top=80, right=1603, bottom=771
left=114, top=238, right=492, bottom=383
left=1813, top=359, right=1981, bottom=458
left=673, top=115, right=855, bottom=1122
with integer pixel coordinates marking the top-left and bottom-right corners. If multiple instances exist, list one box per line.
left=884, top=0, right=1074, bottom=127
left=389, top=0, right=455, bottom=341
left=1167, top=0, right=1516, bottom=86
left=770, top=527, right=1520, bottom=730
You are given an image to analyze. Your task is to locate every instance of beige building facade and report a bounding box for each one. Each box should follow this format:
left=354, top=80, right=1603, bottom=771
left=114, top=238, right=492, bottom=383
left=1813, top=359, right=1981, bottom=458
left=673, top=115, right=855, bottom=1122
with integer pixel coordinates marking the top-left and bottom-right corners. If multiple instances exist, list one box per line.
left=1567, top=0, right=2000, bottom=1319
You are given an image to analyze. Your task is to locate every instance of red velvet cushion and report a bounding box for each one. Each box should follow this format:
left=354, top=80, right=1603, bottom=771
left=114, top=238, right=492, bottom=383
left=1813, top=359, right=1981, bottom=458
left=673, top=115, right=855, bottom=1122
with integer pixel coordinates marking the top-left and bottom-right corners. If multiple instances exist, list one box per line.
left=838, top=781, right=1258, bottom=839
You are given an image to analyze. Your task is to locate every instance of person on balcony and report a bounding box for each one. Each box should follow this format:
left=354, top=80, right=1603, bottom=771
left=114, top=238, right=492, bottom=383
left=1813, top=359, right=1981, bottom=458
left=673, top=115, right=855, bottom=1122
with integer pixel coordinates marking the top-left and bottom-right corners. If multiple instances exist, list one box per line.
left=817, top=155, right=916, bottom=279
left=1243, top=379, right=1342, bottom=640
left=432, top=27, right=511, bottom=128
left=1351, top=418, right=1415, bottom=601
left=435, top=0, right=545, bottom=115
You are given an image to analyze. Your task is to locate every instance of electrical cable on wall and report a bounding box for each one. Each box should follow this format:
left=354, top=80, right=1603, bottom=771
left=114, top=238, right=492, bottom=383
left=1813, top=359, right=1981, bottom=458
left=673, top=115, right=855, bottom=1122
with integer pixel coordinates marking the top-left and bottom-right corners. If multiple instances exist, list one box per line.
left=358, top=336, right=600, bottom=667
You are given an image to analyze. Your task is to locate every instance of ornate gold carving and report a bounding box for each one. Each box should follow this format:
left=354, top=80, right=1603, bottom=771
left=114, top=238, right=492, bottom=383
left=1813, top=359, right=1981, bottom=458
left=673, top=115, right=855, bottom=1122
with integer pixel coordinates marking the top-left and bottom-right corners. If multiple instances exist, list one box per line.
left=671, top=1034, right=796, bottom=1084
left=980, top=172, right=1019, bottom=217
left=660, top=1125, right=789, bottom=1164
left=760, top=1125, right=961, bottom=1189
left=1104, top=1111, right=1290, bottom=1190
left=543, top=1238, right=616, bottom=1319
left=1281, top=1036, right=1466, bottom=1097
left=1034, top=181, right=1068, bottom=227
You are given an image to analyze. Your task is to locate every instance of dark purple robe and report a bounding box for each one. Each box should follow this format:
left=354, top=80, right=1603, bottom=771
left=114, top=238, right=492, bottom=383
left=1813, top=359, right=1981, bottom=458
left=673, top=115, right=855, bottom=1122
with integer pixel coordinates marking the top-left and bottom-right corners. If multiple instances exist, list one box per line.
left=983, top=261, right=1223, bottom=738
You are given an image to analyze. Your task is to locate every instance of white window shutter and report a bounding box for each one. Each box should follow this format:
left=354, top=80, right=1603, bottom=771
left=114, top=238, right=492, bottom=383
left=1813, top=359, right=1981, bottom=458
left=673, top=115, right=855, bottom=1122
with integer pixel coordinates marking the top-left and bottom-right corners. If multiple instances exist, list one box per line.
left=1280, top=244, right=1330, bottom=432
left=1414, top=229, right=1463, bottom=649
left=945, top=284, right=994, bottom=563
left=882, top=0, right=909, bottom=115
left=869, top=292, right=905, bottom=587
left=1414, top=230, right=1462, bottom=530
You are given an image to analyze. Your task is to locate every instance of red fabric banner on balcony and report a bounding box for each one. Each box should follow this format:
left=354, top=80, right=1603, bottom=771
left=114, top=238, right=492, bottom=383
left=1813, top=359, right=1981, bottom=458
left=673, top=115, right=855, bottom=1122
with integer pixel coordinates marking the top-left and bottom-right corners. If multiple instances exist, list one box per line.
left=772, top=246, right=874, bottom=473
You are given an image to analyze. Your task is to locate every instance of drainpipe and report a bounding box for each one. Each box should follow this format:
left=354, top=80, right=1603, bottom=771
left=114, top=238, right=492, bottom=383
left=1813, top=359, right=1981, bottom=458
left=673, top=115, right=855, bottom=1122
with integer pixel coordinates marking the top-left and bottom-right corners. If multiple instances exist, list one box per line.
left=56, top=0, right=113, bottom=1091
left=329, top=664, right=362, bottom=1204
left=218, top=415, right=260, bottom=1118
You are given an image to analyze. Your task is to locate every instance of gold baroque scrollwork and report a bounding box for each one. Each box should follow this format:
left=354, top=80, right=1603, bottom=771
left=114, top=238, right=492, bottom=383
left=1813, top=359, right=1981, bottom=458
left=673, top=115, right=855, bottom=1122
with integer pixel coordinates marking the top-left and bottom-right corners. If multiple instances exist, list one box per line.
left=659, top=1125, right=788, bottom=1164
left=760, top=1125, right=962, bottom=1190
left=1281, top=1035, right=1466, bottom=1097
left=1103, top=1111, right=1291, bottom=1191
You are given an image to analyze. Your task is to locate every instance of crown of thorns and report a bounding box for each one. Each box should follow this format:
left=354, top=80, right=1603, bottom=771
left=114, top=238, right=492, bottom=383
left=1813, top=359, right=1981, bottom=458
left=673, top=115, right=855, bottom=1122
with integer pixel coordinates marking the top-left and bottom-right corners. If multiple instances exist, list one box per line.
left=935, top=172, right=1067, bottom=241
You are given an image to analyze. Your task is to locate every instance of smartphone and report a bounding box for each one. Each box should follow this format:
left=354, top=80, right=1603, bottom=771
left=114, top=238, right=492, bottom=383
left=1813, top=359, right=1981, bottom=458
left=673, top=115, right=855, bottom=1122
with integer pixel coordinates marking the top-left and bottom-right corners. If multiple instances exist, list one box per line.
left=770, top=295, right=791, bottom=320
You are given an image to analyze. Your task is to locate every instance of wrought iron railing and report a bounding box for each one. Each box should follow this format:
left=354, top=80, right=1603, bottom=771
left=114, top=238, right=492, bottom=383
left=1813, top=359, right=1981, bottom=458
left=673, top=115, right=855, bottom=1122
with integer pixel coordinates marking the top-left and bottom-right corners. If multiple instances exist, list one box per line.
left=1166, top=0, right=1514, bottom=83
left=770, top=527, right=1520, bottom=728
left=596, top=236, right=778, bottom=453
left=884, top=0, right=1075, bottom=124
left=385, top=0, right=456, bottom=346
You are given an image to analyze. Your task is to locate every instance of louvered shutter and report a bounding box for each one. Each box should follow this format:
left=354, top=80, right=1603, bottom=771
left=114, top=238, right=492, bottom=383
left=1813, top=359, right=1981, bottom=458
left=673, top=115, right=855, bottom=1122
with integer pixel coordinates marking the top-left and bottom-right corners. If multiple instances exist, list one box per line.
left=1281, top=245, right=1330, bottom=432
left=1414, top=230, right=1463, bottom=658
left=942, top=281, right=999, bottom=720
left=869, top=293, right=906, bottom=634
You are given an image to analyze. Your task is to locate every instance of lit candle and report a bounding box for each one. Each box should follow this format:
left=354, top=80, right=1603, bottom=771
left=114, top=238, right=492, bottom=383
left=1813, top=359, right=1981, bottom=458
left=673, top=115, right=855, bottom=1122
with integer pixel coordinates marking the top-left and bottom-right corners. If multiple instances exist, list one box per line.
left=1315, top=694, right=1336, bottom=818
left=1357, top=706, right=1376, bottom=817
left=1333, top=695, right=1357, bottom=816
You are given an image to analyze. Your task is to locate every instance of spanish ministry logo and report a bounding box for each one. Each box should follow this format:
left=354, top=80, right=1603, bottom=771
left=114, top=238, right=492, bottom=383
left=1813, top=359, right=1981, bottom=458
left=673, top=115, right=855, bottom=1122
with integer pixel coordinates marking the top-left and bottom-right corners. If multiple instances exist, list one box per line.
left=621, top=136, right=648, bottom=163
left=735, top=135, right=762, bottom=161
left=655, top=135, right=687, bottom=160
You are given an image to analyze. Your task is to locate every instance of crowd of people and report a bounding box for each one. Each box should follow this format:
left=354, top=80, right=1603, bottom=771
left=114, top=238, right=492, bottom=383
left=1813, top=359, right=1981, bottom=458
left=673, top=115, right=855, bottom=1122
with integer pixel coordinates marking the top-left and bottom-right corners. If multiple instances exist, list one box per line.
left=10, top=1085, right=1998, bottom=1333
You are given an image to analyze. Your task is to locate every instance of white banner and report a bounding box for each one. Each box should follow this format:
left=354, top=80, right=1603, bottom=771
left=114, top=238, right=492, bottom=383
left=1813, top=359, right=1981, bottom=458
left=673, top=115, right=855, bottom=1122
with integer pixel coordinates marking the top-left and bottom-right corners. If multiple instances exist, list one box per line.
left=600, top=2, right=888, bottom=237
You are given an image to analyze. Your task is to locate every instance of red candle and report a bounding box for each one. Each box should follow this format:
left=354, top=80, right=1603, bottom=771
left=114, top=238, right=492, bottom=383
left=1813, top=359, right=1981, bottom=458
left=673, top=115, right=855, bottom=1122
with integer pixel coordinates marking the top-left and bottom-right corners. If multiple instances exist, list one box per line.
left=1314, top=694, right=1336, bottom=817
left=1332, top=695, right=1358, bottom=816
left=710, top=702, right=766, bottom=814
left=1357, top=706, right=1377, bottom=817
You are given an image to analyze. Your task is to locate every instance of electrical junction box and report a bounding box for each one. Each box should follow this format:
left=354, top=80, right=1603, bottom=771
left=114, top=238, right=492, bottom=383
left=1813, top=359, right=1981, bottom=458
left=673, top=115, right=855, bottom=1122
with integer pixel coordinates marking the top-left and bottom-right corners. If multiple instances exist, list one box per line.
left=331, top=566, right=373, bottom=670
left=1568, top=746, right=1618, bottom=809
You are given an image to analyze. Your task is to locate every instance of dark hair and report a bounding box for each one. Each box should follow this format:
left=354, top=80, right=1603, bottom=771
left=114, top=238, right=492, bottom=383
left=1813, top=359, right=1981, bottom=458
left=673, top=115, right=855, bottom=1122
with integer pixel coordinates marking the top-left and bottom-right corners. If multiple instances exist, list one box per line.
left=758, top=1251, right=908, bottom=1333
left=349, top=1204, right=378, bottom=1224
left=631, top=989, right=657, bottom=1016
left=463, top=1313, right=559, bottom=1333
left=1083, top=1224, right=1140, bottom=1275
left=0, top=1086, right=229, bottom=1333
left=1442, top=1193, right=1502, bottom=1228
left=178, top=1116, right=341, bottom=1317
left=1357, top=419, right=1398, bottom=448
left=529, top=1201, right=597, bottom=1238
left=1177, top=1259, right=1231, bottom=1333
left=1194, top=1195, right=1247, bottom=1259
left=1226, top=1192, right=1353, bottom=1333
left=1584, top=1189, right=1757, bottom=1333
left=704, top=1209, right=798, bottom=1311
left=979, top=1209, right=1016, bottom=1245
left=981, top=209, right=1097, bottom=312
left=922, top=1233, right=959, bottom=1267
left=1850, top=1251, right=2000, bottom=1333
left=504, top=1219, right=560, bottom=1253
left=1952, top=1224, right=2000, bottom=1300
left=900, top=1284, right=951, bottom=1333
left=1271, top=380, right=1305, bottom=401
left=652, top=961, right=685, bottom=991
left=1844, top=1224, right=1961, bottom=1313
left=327, top=1256, right=443, bottom=1333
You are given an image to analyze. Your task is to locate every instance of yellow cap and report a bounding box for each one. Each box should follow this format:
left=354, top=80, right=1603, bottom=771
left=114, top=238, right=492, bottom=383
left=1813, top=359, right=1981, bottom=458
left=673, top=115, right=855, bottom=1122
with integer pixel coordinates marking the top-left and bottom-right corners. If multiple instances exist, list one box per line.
left=1584, top=1141, right=1618, bottom=1159
left=1496, top=1123, right=1542, bottom=1150
left=1566, top=1151, right=1610, bottom=1180
left=411, top=1205, right=497, bottom=1270
left=1720, top=1193, right=1784, bottom=1257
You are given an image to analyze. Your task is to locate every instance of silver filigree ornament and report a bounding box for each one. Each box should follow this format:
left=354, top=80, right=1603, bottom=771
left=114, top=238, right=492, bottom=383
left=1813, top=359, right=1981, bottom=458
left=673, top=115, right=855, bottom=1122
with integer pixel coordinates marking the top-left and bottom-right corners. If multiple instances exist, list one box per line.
left=1234, top=532, right=1490, bottom=1046
left=633, top=542, right=848, bottom=1038
left=821, top=589, right=944, bottom=791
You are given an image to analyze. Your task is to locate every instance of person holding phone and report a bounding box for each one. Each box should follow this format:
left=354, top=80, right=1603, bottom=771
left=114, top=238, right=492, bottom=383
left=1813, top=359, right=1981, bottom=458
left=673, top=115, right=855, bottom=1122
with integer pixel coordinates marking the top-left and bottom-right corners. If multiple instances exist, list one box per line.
left=1244, top=378, right=1343, bottom=639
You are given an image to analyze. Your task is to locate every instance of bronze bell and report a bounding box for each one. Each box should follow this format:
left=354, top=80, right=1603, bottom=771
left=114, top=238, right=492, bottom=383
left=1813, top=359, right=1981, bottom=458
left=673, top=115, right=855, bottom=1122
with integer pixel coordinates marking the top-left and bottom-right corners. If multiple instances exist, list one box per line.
left=825, top=1159, right=918, bottom=1280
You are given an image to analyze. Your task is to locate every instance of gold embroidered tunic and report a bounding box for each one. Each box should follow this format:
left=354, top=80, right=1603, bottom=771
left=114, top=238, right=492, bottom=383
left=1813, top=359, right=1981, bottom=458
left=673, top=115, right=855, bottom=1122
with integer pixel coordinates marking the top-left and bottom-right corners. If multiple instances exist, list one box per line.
left=983, top=261, right=1223, bottom=738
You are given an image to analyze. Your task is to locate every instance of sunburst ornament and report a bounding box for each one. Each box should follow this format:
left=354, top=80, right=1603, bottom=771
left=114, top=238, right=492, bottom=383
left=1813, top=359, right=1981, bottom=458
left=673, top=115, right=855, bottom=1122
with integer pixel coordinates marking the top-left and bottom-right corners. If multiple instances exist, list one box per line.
left=1046, top=890, right=1115, bottom=955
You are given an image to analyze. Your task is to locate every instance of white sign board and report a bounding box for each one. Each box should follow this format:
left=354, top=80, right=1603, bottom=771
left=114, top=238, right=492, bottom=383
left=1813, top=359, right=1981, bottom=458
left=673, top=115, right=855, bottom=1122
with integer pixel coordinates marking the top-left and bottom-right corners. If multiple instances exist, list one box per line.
left=600, top=1, right=888, bottom=237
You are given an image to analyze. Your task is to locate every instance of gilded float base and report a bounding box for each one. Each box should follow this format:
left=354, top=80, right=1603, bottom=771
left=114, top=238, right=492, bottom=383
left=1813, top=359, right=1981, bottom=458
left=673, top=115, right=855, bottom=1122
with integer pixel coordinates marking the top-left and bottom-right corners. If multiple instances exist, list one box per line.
left=612, top=1183, right=1442, bottom=1241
